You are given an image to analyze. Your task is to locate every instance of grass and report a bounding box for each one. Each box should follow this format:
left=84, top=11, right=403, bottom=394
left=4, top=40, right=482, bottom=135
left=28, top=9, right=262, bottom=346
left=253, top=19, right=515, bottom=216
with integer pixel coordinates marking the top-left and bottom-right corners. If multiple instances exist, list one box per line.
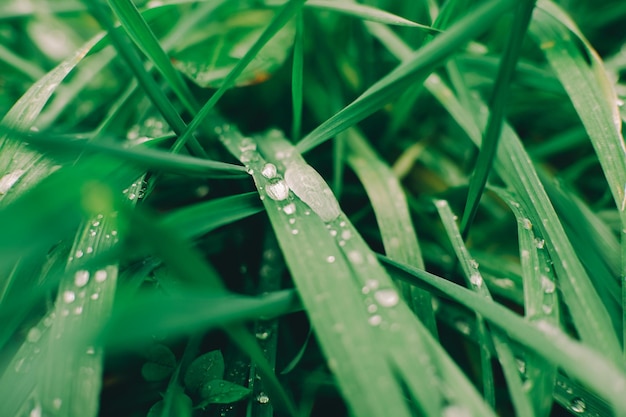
left=0, top=1, right=625, bottom=416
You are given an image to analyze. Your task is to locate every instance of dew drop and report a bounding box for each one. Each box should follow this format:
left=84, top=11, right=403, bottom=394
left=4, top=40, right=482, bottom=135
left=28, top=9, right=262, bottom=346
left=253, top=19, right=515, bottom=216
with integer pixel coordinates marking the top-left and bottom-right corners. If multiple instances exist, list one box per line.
left=256, top=330, right=270, bottom=340
left=283, top=203, right=296, bottom=215
left=469, top=259, right=479, bottom=269
left=90, top=292, right=99, bottom=300
left=256, top=393, right=270, bottom=404
left=261, top=163, right=277, bottom=179
left=284, top=164, right=340, bottom=222
left=29, top=405, right=42, bottom=417
left=442, top=404, right=472, bottom=417
left=27, top=328, right=41, bottom=343
left=541, top=304, right=553, bottom=314
left=326, top=255, right=336, bottom=263
left=329, top=229, right=337, bottom=237
left=291, top=229, right=299, bottom=235
left=0, top=169, right=25, bottom=194
left=361, top=279, right=379, bottom=294
left=239, top=137, right=257, bottom=152
left=569, top=398, right=586, bottom=413
left=341, top=230, right=351, bottom=240
left=75, top=250, right=84, bottom=259
left=95, top=270, right=107, bottom=283
left=368, top=315, right=382, bottom=326
left=535, top=238, right=545, bottom=249
left=265, top=179, right=290, bottom=201
left=92, top=220, right=100, bottom=227
left=52, top=398, right=62, bottom=410
left=541, top=276, right=555, bottom=294
left=348, top=250, right=364, bottom=264
left=74, top=270, right=90, bottom=288
left=367, top=304, right=378, bottom=313
left=469, top=273, right=483, bottom=287
left=74, top=306, right=84, bottom=315
left=288, top=218, right=296, bottom=224
left=374, top=289, right=400, bottom=307
left=63, top=291, right=76, bottom=303
left=522, top=218, right=532, bottom=230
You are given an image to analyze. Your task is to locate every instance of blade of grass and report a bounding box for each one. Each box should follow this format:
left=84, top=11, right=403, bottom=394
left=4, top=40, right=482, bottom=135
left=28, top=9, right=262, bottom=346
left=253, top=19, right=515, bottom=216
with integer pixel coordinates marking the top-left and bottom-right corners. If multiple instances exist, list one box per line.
left=175, top=0, right=306, bottom=151
left=84, top=0, right=207, bottom=157
left=460, top=0, right=536, bottom=238
left=296, top=0, right=517, bottom=153
left=492, top=188, right=558, bottom=417
left=107, top=0, right=199, bottom=113
left=380, top=255, right=626, bottom=417
left=366, top=11, right=622, bottom=361
left=219, top=126, right=500, bottom=417
left=291, top=10, right=304, bottom=142
left=0, top=34, right=104, bottom=203
left=435, top=199, right=534, bottom=416
left=530, top=1, right=626, bottom=354
left=344, top=129, right=437, bottom=336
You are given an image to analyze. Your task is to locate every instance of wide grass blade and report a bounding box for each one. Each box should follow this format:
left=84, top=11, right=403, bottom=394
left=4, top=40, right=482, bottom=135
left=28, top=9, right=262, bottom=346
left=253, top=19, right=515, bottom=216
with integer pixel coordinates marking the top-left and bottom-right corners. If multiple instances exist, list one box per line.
left=296, top=0, right=517, bottom=153
left=345, top=128, right=437, bottom=336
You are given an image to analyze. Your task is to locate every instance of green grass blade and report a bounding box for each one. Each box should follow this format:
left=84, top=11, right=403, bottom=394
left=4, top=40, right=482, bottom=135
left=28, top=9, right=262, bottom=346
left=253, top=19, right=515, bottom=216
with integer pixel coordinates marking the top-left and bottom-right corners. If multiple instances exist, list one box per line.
left=218, top=126, right=501, bottom=417
left=435, top=199, right=534, bottom=416
left=301, top=0, right=440, bottom=32
left=0, top=34, right=103, bottom=202
left=530, top=1, right=626, bottom=353
left=381, top=256, right=626, bottom=417
left=175, top=0, right=305, bottom=151
left=460, top=0, right=536, bottom=237
left=84, top=0, right=206, bottom=157
left=345, top=128, right=437, bottom=336
left=296, top=0, right=517, bottom=153
left=493, top=188, right=558, bottom=417
left=107, top=0, right=199, bottom=113
left=291, top=10, right=304, bottom=142
left=160, top=192, right=262, bottom=240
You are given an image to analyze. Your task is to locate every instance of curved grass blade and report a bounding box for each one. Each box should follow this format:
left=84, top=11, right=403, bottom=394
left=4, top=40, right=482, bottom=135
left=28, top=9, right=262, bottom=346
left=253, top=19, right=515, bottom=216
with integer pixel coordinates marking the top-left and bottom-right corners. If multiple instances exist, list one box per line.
left=0, top=34, right=104, bottom=203
left=435, top=199, right=534, bottom=416
left=301, top=0, right=440, bottom=33
left=380, top=256, right=626, bottom=417
left=345, top=129, right=437, bottom=336
left=460, top=0, right=536, bottom=238
left=296, top=0, right=517, bottom=153
left=492, top=188, right=558, bottom=417
left=530, top=1, right=626, bottom=353
left=291, top=10, right=304, bottom=142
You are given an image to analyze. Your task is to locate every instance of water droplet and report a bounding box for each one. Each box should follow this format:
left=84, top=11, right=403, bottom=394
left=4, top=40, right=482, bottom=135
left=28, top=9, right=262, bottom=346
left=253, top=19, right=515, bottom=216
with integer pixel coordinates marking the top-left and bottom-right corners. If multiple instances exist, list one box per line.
left=265, top=179, right=290, bottom=201
left=374, top=289, right=399, bottom=307
left=570, top=398, right=586, bottom=413
left=90, top=292, right=99, bottom=300
left=291, top=229, right=299, bottom=235
left=348, top=250, right=364, bottom=264
left=95, top=270, right=107, bottom=282
left=442, top=404, right=472, bottom=417
left=435, top=199, right=447, bottom=208
left=541, top=276, right=555, bottom=294
left=469, top=273, right=483, bottom=287
left=341, top=230, right=351, bottom=240
left=469, top=259, right=479, bottom=269
left=329, top=229, right=337, bottom=237
left=617, top=98, right=624, bottom=107
left=74, top=306, right=83, bottom=315
left=535, top=238, right=545, bottom=249
left=92, top=220, right=101, bottom=227
left=256, top=393, right=270, bottom=404
left=261, top=163, right=277, bottom=178
left=239, top=137, right=257, bottom=152
left=27, top=328, right=41, bottom=343
left=86, top=346, right=96, bottom=355
left=52, top=398, right=62, bottom=410
left=541, top=304, right=553, bottom=314
left=522, top=218, right=532, bottom=230
left=283, top=203, right=296, bottom=215
left=284, top=164, right=340, bottom=222
left=521, top=249, right=530, bottom=259
left=368, top=315, right=382, bottom=326
left=75, top=250, right=84, bottom=258
left=29, top=405, right=42, bottom=417
left=74, top=270, right=90, bottom=287
left=63, top=291, right=76, bottom=303
left=361, top=279, right=379, bottom=294
left=86, top=246, right=93, bottom=254
left=326, top=255, right=335, bottom=263
left=367, top=304, right=378, bottom=313
left=256, top=330, right=271, bottom=340
left=288, top=218, right=296, bottom=224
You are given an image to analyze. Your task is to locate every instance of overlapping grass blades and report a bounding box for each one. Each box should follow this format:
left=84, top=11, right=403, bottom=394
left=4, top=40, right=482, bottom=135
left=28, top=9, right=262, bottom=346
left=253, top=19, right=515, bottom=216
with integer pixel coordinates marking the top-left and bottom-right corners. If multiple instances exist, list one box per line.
left=218, top=127, right=499, bottom=417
